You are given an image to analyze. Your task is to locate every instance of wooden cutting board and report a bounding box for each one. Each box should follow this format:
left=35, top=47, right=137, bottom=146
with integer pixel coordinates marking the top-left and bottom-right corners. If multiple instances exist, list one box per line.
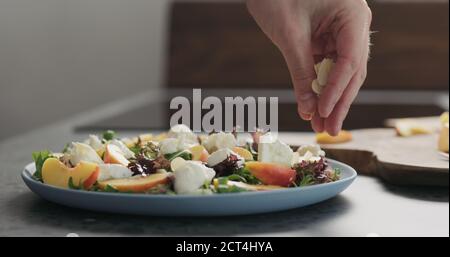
left=292, top=128, right=449, bottom=186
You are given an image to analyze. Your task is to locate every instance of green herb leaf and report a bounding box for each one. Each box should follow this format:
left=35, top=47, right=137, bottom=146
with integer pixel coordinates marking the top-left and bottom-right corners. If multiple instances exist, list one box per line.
left=217, top=177, right=229, bottom=185
left=331, top=168, right=341, bottom=181
left=102, top=130, right=116, bottom=141
left=202, top=180, right=211, bottom=189
left=103, top=184, right=119, bottom=193
left=299, top=174, right=315, bottom=187
left=62, top=143, right=71, bottom=154
left=164, top=150, right=192, bottom=161
left=32, top=150, right=52, bottom=182
left=129, top=145, right=142, bottom=155
left=231, top=168, right=261, bottom=185
left=68, top=177, right=79, bottom=190
left=245, top=142, right=258, bottom=160
left=216, top=185, right=248, bottom=194
left=67, top=177, right=85, bottom=190
left=227, top=174, right=246, bottom=183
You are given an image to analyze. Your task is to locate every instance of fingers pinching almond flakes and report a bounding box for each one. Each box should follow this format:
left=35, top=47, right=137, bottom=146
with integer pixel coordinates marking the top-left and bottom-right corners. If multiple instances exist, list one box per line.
left=312, top=58, right=335, bottom=95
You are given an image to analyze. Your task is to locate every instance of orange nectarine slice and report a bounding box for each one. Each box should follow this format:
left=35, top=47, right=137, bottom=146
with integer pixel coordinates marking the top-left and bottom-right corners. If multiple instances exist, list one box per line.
left=98, top=173, right=170, bottom=193
left=316, top=130, right=352, bottom=144
left=189, top=145, right=209, bottom=162
left=104, top=144, right=130, bottom=166
left=245, top=161, right=296, bottom=187
left=232, top=147, right=254, bottom=161
left=42, top=158, right=99, bottom=189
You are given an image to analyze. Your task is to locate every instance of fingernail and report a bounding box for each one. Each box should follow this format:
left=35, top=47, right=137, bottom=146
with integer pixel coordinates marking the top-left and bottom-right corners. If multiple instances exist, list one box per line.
left=300, top=112, right=312, bottom=121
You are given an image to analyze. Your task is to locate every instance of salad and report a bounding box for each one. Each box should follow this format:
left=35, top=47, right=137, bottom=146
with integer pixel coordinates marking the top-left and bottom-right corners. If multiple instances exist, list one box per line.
left=31, top=125, right=340, bottom=195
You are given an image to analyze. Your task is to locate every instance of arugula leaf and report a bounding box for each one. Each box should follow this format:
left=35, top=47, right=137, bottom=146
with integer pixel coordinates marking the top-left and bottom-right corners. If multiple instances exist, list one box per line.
left=62, top=143, right=71, bottom=154
left=331, top=168, right=341, bottom=181
left=90, top=182, right=100, bottom=192
left=299, top=174, right=315, bottom=187
left=102, top=130, right=116, bottom=141
left=202, top=180, right=211, bottom=190
left=67, top=177, right=81, bottom=190
left=67, top=177, right=86, bottom=190
left=129, top=145, right=142, bottom=155
left=227, top=174, right=246, bottom=182
left=216, top=185, right=248, bottom=194
left=245, top=142, right=258, bottom=160
left=231, top=168, right=261, bottom=185
left=103, top=184, right=119, bottom=193
left=164, top=150, right=192, bottom=161
left=32, top=150, right=52, bottom=182
left=212, top=177, right=248, bottom=194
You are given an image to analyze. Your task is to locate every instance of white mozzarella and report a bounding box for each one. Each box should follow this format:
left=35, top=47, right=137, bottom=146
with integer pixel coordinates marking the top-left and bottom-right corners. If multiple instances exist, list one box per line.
left=202, top=132, right=237, bottom=153
left=68, top=142, right=104, bottom=166
left=98, top=164, right=133, bottom=181
left=257, top=133, right=293, bottom=167
left=173, top=161, right=216, bottom=194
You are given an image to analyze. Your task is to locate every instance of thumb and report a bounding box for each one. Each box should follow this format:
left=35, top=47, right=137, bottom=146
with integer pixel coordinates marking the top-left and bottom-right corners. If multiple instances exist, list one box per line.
left=280, top=39, right=317, bottom=120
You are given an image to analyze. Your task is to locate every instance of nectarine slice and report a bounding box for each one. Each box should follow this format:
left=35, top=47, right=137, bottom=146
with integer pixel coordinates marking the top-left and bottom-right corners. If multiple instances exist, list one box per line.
left=189, top=145, right=209, bottom=162
left=439, top=123, right=449, bottom=153
left=245, top=161, right=296, bottom=187
left=232, top=147, right=254, bottom=161
left=104, top=144, right=130, bottom=166
left=316, top=130, right=352, bottom=144
left=98, top=173, right=170, bottom=193
left=42, top=158, right=99, bottom=189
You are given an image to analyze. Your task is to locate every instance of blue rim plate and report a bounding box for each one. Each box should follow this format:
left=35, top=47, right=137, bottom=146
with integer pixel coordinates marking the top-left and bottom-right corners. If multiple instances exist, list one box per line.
left=21, top=159, right=357, bottom=216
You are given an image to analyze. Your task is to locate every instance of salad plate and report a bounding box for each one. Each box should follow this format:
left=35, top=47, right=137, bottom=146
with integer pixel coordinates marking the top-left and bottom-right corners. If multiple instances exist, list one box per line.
left=22, top=160, right=356, bottom=216
left=22, top=126, right=357, bottom=216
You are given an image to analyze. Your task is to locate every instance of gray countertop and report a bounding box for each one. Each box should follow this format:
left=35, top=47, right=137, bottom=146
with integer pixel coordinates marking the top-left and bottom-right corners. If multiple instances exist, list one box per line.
left=0, top=104, right=448, bottom=237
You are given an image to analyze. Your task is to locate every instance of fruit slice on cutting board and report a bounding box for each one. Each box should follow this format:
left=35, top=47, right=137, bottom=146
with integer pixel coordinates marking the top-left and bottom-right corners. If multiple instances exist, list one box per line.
left=104, top=144, right=130, bottom=166
left=189, top=145, right=209, bottom=162
left=316, top=130, right=353, bottom=144
left=98, top=173, right=170, bottom=193
left=232, top=147, right=254, bottom=161
left=395, top=120, right=432, bottom=137
left=42, top=158, right=99, bottom=189
left=438, top=123, right=449, bottom=153
left=245, top=161, right=296, bottom=187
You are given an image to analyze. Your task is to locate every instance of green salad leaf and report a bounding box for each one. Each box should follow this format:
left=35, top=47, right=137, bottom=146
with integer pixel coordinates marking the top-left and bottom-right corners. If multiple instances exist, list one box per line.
left=213, top=177, right=249, bottom=194
left=102, top=130, right=116, bottom=141
left=244, top=142, right=258, bottom=161
left=164, top=150, right=192, bottom=161
left=62, top=143, right=71, bottom=154
left=216, top=185, right=248, bottom=194
left=103, top=184, right=119, bottom=193
left=299, top=174, right=314, bottom=187
left=228, top=168, right=261, bottom=185
left=67, top=177, right=85, bottom=190
left=32, top=150, right=52, bottom=182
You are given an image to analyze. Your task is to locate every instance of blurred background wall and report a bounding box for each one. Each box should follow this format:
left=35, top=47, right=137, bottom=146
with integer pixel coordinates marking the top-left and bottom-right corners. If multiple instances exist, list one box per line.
left=0, top=0, right=448, bottom=140
left=0, top=0, right=169, bottom=140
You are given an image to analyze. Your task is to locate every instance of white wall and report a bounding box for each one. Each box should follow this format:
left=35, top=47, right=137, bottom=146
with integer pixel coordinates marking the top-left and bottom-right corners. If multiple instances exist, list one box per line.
left=0, top=0, right=169, bottom=140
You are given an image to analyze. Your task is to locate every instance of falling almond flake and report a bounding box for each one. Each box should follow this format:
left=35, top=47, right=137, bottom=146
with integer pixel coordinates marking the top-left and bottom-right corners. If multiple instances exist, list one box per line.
left=312, top=79, right=323, bottom=95
left=314, top=62, right=321, bottom=75
left=317, top=58, right=335, bottom=86
left=312, top=58, right=335, bottom=95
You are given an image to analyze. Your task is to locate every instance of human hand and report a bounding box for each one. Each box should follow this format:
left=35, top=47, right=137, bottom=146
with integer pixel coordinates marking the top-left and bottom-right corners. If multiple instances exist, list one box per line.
left=247, top=0, right=372, bottom=135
